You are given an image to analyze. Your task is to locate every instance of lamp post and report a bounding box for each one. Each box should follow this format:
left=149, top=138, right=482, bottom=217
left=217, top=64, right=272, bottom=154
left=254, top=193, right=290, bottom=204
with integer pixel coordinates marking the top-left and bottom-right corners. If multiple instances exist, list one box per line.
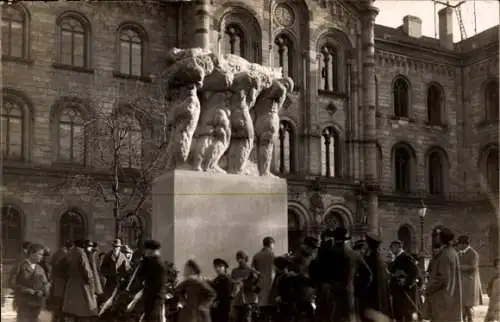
left=418, top=201, right=428, bottom=271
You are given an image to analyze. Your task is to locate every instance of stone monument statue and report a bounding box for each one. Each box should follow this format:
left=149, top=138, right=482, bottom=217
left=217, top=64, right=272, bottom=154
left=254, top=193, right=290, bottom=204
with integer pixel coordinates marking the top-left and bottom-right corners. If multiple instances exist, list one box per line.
left=162, top=48, right=291, bottom=176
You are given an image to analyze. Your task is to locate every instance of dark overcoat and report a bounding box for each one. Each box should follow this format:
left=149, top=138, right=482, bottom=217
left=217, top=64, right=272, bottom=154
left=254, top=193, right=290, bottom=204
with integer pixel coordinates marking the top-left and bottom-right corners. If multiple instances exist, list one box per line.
left=100, top=250, right=130, bottom=300
left=362, top=250, right=391, bottom=317
left=138, top=256, right=167, bottom=322
left=251, top=247, right=275, bottom=306
left=389, top=251, right=419, bottom=321
left=210, top=274, right=233, bottom=322
left=176, top=277, right=216, bottom=322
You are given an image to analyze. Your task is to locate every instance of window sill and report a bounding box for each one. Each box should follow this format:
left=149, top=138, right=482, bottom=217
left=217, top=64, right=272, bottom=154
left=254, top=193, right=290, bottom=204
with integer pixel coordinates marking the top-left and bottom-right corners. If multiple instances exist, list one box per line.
left=52, top=63, right=94, bottom=74
left=389, top=116, right=415, bottom=123
left=1, top=55, right=34, bottom=65
left=424, top=122, right=448, bottom=129
left=51, top=162, right=88, bottom=170
left=113, top=72, right=152, bottom=83
left=478, top=119, right=499, bottom=127
left=317, top=90, right=348, bottom=99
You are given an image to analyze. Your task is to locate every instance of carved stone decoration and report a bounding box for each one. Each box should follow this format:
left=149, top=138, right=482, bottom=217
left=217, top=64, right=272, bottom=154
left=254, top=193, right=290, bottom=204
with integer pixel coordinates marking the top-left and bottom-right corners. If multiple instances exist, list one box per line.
left=274, top=4, right=295, bottom=27
left=162, top=48, right=293, bottom=176
left=326, top=102, right=338, bottom=116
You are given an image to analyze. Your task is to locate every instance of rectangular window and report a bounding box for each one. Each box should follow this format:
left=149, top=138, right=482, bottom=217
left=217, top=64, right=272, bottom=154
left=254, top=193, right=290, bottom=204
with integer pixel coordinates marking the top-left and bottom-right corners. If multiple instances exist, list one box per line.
left=120, top=41, right=130, bottom=74
left=73, top=33, right=85, bottom=67
left=131, top=42, right=142, bottom=76
left=61, top=30, right=73, bottom=65
left=73, top=124, right=84, bottom=164
left=59, top=123, right=71, bottom=161
left=8, top=117, right=22, bottom=158
left=10, top=21, right=23, bottom=58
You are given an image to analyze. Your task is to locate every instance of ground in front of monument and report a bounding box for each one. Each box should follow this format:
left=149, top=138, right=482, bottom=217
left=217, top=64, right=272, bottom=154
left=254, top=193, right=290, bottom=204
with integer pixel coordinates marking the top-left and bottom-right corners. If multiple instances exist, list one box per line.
left=0, top=295, right=491, bottom=322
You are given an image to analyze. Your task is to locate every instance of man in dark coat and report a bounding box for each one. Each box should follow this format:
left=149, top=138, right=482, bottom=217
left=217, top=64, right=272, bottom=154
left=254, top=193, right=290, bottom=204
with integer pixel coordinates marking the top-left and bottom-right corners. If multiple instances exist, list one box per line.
left=314, top=227, right=372, bottom=322
left=210, top=258, right=233, bottom=322
left=388, top=240, right=419, bottom=322
left=252, top=236, right=275, bottom=320
left=100, top=238, right=131, bottom=303
left=48, top=241, right=72, bottom=322
left=137, top=239, right=167, bottom=322
left=360, top=232, right=391, bottom=321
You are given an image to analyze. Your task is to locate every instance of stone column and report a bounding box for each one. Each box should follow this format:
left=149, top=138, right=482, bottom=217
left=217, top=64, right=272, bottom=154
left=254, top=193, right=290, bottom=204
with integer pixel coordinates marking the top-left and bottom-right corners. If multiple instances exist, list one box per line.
left=361, top=2, right=379, bottom=234
left=194, top=0, right=211, bottom=50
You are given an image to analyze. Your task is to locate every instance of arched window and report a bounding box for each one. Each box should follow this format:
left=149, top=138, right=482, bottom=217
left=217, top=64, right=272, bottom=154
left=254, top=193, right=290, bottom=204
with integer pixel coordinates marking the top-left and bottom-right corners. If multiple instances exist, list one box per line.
left=397, top=225, right=413, bottom=253
left=1, top=99, right=24, bottom=160
left=58, top=107, right=85, bottom=164
left=58, top=14, right=88, bottom=68
left=428, top=151, right=444, bottom=195
left=394, top=145, right=412, bottom=192
left=321, top=127, right=340, bottom=177
left=119, top=26, right=144, bottom=76
left=223, top=24, right=244, bottom=58
left=1, top=4, right=26, bottom=58
left=319, top=44, right=338, bottom=92
left=288, top=209, right=304, bottom=254
left=118, top=116, right=142, bottom=168
left=485, top=149, right=499, bottom=192
left=277, top=121, right=294, bottom=174
left=274, top=34, right=294, bottom=79
left=121, top=214, right=143, bottom=249
left=485, top=80, right=499, bottom=121
left=393, top=77, right=410, bottom=117
left=1, top=206, right=23, bottom=261
left=427, top=84, right=444, bottom=125
left=60, top=210, right=86, bottom=245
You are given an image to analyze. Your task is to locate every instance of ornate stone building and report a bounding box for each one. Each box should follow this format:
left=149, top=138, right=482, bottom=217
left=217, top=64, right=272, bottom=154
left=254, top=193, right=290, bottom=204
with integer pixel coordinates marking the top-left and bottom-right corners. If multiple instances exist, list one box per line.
left=1, top=0, right=498, bottom=278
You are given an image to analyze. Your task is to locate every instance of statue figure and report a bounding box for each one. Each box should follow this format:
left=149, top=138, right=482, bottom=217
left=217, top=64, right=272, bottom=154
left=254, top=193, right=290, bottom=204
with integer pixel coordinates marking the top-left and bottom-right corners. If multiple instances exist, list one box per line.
left=190, top=68, right=234, bottom=173
left=163, top=57, right=206, bottom=171
left=226, top=72, right=262, bottom=175
left=253, top=77, right=294, bottom=176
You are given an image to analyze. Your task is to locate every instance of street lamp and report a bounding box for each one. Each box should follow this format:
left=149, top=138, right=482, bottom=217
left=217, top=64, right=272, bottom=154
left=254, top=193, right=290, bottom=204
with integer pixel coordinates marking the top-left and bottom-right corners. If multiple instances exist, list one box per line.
left=418, top=200, right=428, bottom=271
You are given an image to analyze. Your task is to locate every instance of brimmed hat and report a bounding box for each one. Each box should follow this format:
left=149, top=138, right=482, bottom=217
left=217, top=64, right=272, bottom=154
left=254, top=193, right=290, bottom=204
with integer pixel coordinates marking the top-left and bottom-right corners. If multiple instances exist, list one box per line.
left=213, top=258, right=229, bottom=268
left=332, top=227, right=351, bottom=241
left=143, top=239, right=161, bottom=250
left=112, top=239, right=122, bottom=247
left=274, top=256, right=291, bottom=270
left=366, top=232, right=382, bottom=245
left=121, top=245, right=133, bottom=254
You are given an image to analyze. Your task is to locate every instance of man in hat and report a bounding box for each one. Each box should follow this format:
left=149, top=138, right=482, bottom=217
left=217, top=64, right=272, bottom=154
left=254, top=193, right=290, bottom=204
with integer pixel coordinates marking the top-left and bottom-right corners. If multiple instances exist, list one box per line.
left=315, top=227, right=371, bottom=322
left=360, top=232, right=390, bottom=321
left=456, top=234, right=482, bottom=322
left=425, top=227, right=462, bottom=322
left=388, top=240, right=419, bottom=322
left=210, top=258, right=233, bottom=322
left=49, top=240, right=72, bottom=322
left=136, top=239, right=167, bottom=322
left=100, top=238, right=131, bottom=303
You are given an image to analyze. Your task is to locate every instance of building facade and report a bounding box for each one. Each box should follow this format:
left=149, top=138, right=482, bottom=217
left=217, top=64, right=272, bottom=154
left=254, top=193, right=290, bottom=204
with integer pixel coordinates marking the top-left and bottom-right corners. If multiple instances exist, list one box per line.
left=1, top=0, right=498, bottom=278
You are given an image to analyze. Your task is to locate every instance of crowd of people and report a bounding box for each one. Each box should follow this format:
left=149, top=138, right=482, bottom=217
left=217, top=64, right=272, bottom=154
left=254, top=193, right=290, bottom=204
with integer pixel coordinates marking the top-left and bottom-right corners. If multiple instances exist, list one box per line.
left=4, top=226, right=500, bottom=322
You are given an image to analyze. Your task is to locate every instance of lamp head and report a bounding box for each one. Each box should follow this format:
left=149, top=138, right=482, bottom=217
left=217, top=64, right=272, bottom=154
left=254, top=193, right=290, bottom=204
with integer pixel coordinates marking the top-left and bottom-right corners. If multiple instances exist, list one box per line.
left=418, top=207, right=427, bottom=218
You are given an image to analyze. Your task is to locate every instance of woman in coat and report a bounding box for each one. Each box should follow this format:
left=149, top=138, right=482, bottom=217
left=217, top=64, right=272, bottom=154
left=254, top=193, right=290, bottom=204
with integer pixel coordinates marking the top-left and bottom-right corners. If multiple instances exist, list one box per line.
left=11, top=243, right=50, bottom=322
left=62, top=240, right=98, bottom=321
left=176, top=259, right=216, bottom=322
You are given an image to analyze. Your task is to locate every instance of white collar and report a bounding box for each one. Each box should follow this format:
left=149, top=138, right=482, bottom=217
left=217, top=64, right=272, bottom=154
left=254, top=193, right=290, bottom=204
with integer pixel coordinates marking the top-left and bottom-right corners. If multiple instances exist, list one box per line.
left=395, top=250, right=404, bottom=258
left=460, top=246, right=471, bottom=254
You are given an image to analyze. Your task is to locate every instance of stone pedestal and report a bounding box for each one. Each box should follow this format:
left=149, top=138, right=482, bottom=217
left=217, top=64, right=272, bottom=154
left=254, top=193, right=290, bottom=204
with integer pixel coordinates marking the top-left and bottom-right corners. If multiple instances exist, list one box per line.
left=152, top=170, right=288, bottom=276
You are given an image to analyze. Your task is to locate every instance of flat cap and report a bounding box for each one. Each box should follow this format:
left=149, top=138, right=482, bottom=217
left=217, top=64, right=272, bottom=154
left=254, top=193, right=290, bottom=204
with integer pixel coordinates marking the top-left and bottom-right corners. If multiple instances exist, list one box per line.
left=390, top=240, right=403, bottom=247
left=143, top=239, right=161, bottom=250
left=213, top=258, right=229, bottom=268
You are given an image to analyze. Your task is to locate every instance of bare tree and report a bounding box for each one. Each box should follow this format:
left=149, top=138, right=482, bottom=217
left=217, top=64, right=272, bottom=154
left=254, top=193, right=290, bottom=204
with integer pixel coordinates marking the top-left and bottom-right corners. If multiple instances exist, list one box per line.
left=56, top=73, right=169, bottom=240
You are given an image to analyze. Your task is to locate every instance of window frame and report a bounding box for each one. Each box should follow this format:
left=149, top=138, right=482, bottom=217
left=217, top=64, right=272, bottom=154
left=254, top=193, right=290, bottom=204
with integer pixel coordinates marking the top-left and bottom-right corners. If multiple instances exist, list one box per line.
left=1, top=90, right=32, bottom=162
left=224, top=23, right=245, bottom=58
left=116, top=23, right=148, bottom=79
left=59, top=209, right=87, bottom=247
left=321, top=126, right=342, bottom=178
left=274, top=33, right=295, bottom=80
left=55, top=12, right=91, bottom=70
left=428, top=151, right=444, bottom=195
left=318, top=44, right=339, bottom=94
left=276, top=120, right=295, bottom=175
left=1, top=3, right=30, bottom=61
left=392, top=144, right=414, bottom=193
left=1, top=205, right=24, bottom=262
left=56, top=106, right=87, bottom=165
left=393, top=76, right=411, bottom=118
left=427, top=83, right=445, bottom=125
left=115, top=113, right=144, bottom=169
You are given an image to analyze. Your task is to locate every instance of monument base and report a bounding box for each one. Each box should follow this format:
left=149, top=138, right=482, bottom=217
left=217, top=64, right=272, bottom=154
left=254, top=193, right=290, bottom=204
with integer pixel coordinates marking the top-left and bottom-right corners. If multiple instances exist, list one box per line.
left=152, top=170, right=288, bottom=277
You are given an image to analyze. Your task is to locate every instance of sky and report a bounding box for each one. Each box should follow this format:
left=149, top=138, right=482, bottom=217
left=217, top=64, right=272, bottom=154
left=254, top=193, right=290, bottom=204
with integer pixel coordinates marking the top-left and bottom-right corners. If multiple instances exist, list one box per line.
left=375, top=0, right=499, bottom=42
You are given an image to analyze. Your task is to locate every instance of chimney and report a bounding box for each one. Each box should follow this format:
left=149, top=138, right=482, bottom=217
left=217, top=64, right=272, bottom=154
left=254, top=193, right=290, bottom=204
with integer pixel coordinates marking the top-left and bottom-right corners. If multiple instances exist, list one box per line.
left=402, top=15, right=422, bottom=38
left=438, top=7, right=454, bottom=49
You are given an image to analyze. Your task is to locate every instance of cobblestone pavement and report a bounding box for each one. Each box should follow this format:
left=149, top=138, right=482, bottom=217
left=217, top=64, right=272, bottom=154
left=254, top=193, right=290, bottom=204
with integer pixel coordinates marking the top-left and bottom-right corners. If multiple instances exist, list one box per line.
left=0, top=297, right=490, bottom=322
